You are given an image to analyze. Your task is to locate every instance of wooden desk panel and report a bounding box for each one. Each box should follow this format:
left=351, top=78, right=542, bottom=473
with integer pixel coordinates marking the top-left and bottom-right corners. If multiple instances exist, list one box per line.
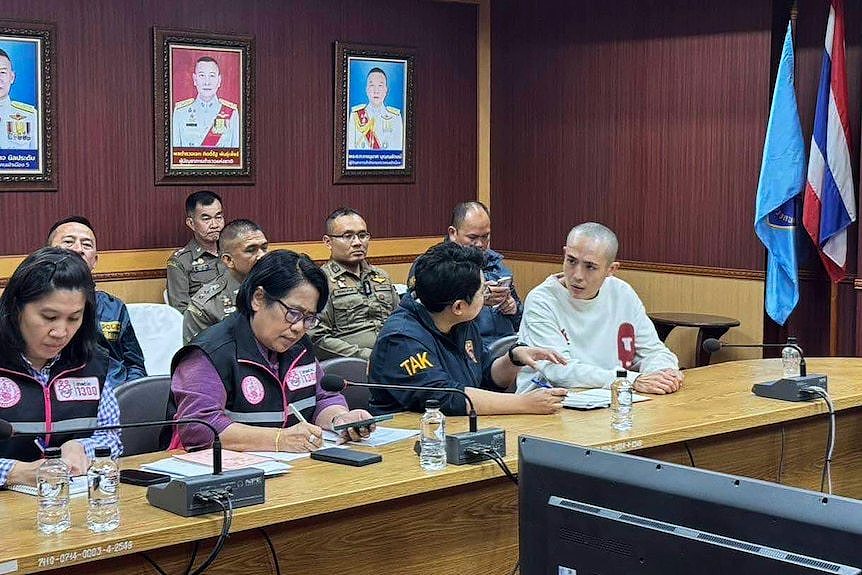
left=3, top=358, right=860, bottom=575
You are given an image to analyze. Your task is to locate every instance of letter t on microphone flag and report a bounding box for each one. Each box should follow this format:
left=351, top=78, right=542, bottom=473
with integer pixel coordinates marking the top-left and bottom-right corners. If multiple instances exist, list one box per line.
left=754, top=22, right=804, bottom=325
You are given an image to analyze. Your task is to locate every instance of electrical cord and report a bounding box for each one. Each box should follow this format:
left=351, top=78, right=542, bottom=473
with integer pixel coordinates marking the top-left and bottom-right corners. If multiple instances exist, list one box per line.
left=465, top=447, right=518, bottom=485
left=683, top=442, right=696, bottom=467
left=139, top=552, right=169, bottom=575
left=801, top=386, right=835, bottom=494
left=183, top=541, right=200, bottom=574
left=777, top=426, right=785, bottom=484
left=258, top=527, right=283, bottom=575
left=187, top=490, right=234, bottom=575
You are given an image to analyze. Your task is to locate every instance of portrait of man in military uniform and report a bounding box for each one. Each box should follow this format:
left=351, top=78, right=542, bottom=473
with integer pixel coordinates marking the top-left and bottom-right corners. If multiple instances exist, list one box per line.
left=167, top=43, right=245, bottom=172
left=0, top=36, right=44, bottom=176
left=344, top=56, right=408, bottom=171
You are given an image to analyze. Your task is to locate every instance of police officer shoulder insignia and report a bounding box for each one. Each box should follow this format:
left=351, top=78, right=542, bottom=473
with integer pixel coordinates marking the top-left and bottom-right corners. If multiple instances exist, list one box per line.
left=386, top=106, right=401, bottom=116
left=11, top=101, right=36, bottom=114
left=192, top=281, right=222, bottom=306
left=100, top=321, right=121, bottom=342
left=219, top=98, right=238, bottom=110
left=351, top=103, right=367, bottom=113
left=465, top=340, right=477, bottom=363
left=174, top=98, right=194, bottom=110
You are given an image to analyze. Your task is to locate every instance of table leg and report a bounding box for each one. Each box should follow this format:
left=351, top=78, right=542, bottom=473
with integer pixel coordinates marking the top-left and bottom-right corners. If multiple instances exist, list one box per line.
left=696, top=327, right=732, bottom=367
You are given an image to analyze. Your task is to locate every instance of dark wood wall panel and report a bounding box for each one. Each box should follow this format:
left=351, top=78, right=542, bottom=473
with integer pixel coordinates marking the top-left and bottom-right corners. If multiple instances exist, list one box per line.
left=490, top=0, right=772, bottom=270
left=0, top=0, right=477, bottom=253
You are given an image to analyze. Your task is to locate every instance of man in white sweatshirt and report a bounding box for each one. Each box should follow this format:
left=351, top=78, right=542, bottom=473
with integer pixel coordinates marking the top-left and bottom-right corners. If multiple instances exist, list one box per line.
left=516, top=222, right=683, bottom=394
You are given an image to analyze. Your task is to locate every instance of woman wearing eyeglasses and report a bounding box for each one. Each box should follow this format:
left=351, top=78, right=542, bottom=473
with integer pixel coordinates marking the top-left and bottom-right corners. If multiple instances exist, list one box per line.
left=0, top=247, right=122, bottom=487
left=169, top=250, right=373, bottom=453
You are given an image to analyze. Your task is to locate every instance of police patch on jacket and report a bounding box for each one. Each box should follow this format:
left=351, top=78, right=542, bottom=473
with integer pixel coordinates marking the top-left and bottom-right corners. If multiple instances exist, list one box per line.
left=400, top=351, right=434, bottom=376
left=465, top=340, right=477, bottom=363
left=100, top=321, right=121, bottom=342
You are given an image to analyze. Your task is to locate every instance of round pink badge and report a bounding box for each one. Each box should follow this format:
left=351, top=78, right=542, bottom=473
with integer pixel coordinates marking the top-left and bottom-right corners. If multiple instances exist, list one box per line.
left=241, top=376, right=265, bottom=405
left=0, top=377, right=22, bottom=408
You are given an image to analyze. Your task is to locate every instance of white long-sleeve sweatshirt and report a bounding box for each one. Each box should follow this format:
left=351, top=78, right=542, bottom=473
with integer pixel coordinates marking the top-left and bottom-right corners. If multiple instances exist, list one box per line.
left=516, top=274, right=678, bottom=392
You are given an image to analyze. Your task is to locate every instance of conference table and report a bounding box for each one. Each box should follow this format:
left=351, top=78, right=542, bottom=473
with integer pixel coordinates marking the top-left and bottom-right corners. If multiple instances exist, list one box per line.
left=2, top=358, right=862, bottom=575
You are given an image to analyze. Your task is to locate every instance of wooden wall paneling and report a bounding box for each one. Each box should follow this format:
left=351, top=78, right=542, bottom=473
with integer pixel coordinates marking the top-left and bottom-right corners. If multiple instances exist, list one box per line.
left=0, top=0, right=477, bottom=255
left=490, top=0, right=772, bottom=269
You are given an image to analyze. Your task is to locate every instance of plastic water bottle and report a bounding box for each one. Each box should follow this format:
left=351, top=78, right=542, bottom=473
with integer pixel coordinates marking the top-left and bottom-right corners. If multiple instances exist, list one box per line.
left=87, top=447, right=120, bottom=532
left=782, top=336, right=802, bottom=377
left=610, top=369, right=633, bottom=432
left=419, top=399, right=447, bottom=471
left=36, top=447, right=71, bottom=534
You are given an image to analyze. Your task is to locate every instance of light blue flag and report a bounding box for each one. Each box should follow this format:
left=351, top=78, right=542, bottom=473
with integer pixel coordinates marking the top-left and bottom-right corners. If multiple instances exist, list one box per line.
left=754, top=22, right=805, bottom=326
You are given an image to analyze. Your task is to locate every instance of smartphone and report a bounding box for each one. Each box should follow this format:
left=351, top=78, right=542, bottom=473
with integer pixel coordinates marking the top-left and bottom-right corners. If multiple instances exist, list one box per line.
left=495, top=276, right=512, bottom=288
left=331, top=413, right=393, bottom=432
left=120, top=469, right=172, bottom=486
left=310, top=447, right=382, bottom=467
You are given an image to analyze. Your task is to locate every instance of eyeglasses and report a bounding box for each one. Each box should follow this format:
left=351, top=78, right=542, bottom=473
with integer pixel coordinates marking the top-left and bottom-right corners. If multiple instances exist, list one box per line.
left=266, top=294, right=320, bottom=329
left=331, top=232, right=371, bottom=242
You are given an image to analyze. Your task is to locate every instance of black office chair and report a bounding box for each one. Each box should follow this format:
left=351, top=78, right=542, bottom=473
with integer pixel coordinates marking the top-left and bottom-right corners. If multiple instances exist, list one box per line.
left=319, top=357, right=370, bottom=410
left=115, top=375, right=172, bottom=456
left=486, top=335, right=520, bottom=392
left=487, top=334, right=519, bottom=360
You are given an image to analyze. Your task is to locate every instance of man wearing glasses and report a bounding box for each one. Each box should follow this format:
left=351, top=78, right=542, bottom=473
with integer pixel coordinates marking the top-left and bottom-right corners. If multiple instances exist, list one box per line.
left=408, top=201, right=522, bottom=344
left=309, top=208, right=398, bottom=360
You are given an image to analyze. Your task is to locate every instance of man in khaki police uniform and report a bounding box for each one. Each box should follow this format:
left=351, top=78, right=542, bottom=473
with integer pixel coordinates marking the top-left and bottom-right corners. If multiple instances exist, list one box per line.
left=308, top=208, right=398, bottom=360
left=183, top=219, right=268, bottom=343
left=167, top=190, right=226, bottom=313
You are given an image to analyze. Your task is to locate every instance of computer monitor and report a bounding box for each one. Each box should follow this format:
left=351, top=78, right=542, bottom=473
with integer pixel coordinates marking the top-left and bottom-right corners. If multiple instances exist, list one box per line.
left=519, top=436, right=862, bottom=575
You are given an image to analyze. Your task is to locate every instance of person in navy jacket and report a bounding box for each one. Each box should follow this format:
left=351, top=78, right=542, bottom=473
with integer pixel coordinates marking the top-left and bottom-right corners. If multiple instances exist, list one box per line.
left=369, top=242, right=567, bottom=416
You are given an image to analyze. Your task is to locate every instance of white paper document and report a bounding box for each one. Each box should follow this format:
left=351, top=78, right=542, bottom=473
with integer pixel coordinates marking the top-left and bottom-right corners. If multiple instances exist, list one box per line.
left=322, top=426, right=419, bottom=447
left=563, top=388, right=650, bottom=410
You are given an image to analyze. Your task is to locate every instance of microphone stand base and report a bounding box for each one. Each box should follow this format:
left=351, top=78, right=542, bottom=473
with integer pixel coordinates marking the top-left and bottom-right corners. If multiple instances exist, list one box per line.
left=752, top=374, right=827, bottom=402
left=445, top=427, right=506, bottom=465
left=147, top=468, right=265, bottom=516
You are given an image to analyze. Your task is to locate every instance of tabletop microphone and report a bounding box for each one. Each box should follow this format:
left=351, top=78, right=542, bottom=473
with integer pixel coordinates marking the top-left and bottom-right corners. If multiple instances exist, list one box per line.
left=701, top=339, right=826, bottom=401
left=321, top=374, right=506, bottom=465
left=0, top=417, right=264, bottom=516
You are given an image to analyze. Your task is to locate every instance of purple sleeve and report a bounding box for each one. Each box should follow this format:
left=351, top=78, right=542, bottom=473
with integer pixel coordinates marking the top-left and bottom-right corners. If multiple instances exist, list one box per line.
left=172, top=349, right=233, bottom=449
left=312, top=361, right=348, bottom=424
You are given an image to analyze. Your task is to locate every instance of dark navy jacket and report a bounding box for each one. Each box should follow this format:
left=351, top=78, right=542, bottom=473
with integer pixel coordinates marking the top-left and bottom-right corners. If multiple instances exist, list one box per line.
left=407, top=247, right=522, bottom=344
left=368, top=293, right=499, bottom=415
left=96, top=291, right=147, bottom=384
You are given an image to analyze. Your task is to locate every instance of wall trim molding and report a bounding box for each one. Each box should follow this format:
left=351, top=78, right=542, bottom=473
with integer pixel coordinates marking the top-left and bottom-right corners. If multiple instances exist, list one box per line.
left=502, top=250, right=766, bottom=280
left=503, top=250, right=859, bottom=284
left=0, top=236, right=439, bottom=287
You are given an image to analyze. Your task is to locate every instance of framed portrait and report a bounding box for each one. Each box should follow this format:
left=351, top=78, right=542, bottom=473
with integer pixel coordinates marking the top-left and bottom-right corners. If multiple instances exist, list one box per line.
left=0, top=21, right=56, bottom=192
left=154, top=28, right=254, bottom=185
left=334, top=42, right=415, bottom=184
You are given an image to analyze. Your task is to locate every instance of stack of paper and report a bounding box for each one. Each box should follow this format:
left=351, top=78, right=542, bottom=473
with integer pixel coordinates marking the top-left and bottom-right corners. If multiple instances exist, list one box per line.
left=322, top=426, right=419, bottom=447
left=142, top=449, right=291, bottom=477
left=7, top=475, right=88, bottom=497
left=563, top=388, right=650, bottom=410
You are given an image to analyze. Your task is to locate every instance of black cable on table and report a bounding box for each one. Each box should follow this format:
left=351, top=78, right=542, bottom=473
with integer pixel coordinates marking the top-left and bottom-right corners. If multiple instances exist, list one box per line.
left=258, top=527, right=283, bottom=575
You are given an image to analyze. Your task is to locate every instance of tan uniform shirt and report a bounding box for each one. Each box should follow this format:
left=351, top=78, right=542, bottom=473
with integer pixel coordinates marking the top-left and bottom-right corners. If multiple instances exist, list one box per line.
left=182, top=273, right=242, bottom=343
left=166, top=238, right=225, bottom=313
left=308, top=260, right=399, bottom=360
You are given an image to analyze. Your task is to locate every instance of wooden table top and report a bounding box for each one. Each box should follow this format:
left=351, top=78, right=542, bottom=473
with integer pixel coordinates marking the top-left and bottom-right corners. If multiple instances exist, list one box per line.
left=647, top=312, right=741, bottom=328
left=3, top=357, right=861, bottom=573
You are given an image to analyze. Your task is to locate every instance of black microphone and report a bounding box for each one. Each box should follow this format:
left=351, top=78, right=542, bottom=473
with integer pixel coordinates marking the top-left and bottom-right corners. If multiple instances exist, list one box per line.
left=321, top=373, right=479, bottom=433
left=321, top=374, right=506, bottom=465
left=0, top=417, right=264, bottom=516
left=702, top=338, right=807, bottom=375
left=700, top=339, right=826, bottom=402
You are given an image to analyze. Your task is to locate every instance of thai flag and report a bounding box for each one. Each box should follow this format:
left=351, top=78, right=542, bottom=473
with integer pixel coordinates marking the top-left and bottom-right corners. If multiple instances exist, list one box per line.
left=803, top=0, right=856, bottom=283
